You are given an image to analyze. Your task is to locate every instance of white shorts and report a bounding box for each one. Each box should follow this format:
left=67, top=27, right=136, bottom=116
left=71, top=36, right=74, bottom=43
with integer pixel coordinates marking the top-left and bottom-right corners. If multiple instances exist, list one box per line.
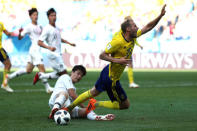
left=27, top=51, right=44, bottom=66
left=49, top=89, right=79, bottom=118
left=47, top=53, right=66, bottom=72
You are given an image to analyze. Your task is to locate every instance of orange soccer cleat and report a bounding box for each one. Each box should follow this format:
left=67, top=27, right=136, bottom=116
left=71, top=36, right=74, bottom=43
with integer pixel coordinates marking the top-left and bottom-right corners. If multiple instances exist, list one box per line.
left=86, top=98, right=97, bottom=114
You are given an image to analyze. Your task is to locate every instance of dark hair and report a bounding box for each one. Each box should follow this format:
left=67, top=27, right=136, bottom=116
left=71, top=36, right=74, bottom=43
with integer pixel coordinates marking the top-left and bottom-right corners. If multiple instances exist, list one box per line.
left=28, top=8, right=38, bottom=16
left=72, top=65, right=86, bottom=76
left=47, top=8, right=56, bottom=17
left=121, top=20, right=131, bottom=33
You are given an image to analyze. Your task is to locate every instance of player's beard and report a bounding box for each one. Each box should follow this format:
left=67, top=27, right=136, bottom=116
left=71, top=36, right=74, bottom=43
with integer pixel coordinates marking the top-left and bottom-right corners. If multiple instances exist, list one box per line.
left=129, top=33, right=137, bottom=38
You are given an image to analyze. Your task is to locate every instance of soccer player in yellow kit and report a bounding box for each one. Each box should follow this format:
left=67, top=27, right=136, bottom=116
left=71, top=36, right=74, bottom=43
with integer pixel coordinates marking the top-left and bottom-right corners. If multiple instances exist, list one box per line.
left=0, top=22, right=14, bottom=92
left=49, top=4, right=166, bottom=117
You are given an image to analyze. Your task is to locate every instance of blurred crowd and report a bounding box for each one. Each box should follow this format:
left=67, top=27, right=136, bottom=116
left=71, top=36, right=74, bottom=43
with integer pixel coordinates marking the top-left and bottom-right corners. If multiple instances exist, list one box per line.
left=0, top=0, right=197, bottom=53
left=70, top=0, right=197, bottom=42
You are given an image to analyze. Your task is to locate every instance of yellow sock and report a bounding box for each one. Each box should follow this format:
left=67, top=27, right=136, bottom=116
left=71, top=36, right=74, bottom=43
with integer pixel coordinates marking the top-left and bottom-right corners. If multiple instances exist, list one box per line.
left=96, top=101, right=120, bottom=109
left=2, top=70, right=8, bottom=85
left=127, top=67, right=134, bottom=84
left=67, top=90, right=93, bottom=111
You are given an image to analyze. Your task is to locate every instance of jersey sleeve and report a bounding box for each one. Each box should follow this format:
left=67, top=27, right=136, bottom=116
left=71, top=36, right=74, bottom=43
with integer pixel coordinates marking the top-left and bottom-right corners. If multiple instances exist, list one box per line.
left=1, top=23, right=6, bottom=31
left=137, top=29, right=142, bottom=37
left=39, top=27, right=48, bottom=41
left=21, top=26, right=30, bottom=36
left=105, top=39, right=121, bottom=54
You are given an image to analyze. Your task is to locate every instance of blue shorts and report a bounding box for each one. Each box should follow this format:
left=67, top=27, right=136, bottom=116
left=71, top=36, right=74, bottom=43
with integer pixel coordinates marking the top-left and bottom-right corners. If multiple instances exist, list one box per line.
left=0, top=48, right=9, bottom=63
left=95, top=65, right=127, bottom=102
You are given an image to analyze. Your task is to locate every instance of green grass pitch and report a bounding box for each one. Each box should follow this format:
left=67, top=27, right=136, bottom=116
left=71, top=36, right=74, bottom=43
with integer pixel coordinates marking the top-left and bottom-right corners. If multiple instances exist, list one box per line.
left=0, top=71, right=197, bottom=131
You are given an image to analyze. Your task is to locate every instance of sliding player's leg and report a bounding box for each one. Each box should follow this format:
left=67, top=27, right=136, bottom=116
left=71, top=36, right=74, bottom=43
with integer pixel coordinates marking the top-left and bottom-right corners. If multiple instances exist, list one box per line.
left=75, top=107, right=115, bottom=121
left=67, top=87, right=100, bottom=112
left=67, top=65, right=110, bottom=112
left=49, top=91, right=68, bottom=119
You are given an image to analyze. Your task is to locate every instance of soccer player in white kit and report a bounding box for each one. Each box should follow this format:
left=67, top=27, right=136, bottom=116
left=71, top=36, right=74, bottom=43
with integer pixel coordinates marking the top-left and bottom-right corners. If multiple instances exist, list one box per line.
left=33, top=8, right=75, bottom=84
left=49, top=65, right=115, bottom=121
left=7, top=8, right=53, bottom=93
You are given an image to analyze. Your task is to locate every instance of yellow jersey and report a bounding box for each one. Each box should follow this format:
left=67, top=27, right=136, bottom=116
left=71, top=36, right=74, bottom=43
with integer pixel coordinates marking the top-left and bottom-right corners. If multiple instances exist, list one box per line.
left=105, top=29, right=142, bottom=81
left=113, top=30, right=142, bottom=47
left=0, top=22, right=6, bottom=49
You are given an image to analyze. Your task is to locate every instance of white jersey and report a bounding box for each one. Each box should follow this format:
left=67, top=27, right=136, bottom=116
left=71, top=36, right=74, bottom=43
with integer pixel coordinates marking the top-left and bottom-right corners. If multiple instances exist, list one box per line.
left=21, top=23, right=42, bottom=53
left=49, top=74, right=79, bottom=117
left=53, top=74, right=76, bottom=101
left=39, top=24, right=61, bottom=54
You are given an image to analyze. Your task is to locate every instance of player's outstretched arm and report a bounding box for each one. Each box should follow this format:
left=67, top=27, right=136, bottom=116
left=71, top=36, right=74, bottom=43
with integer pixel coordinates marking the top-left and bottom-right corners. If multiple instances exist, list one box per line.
left=99, top=51, right=131, bottom=65
left=141, top=4, right=166, bottom=35
left=3, top=29, right=14, bottom=37
left=38, top=40, right=56, bottom=51
left=61, top=39, right=76, bottom=47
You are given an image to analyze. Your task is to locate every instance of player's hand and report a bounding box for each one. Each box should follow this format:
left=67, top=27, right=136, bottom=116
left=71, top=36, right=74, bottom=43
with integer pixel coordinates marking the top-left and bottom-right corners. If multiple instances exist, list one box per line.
left=70, top=43, right=76, bottom=47
left=19, top=28, right=23, bottom=33
left=160, top=4, right=166, bottom=16
left=115, top=57, right=132, bottom=65
left=49, top=46, right=56, bottom=52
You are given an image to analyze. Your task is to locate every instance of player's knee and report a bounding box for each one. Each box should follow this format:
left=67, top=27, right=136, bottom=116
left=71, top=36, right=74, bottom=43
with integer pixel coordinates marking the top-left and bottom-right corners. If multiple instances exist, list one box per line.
left=120, top=100, right=130, bottom=109
left=58, top=91, right=69, bottom=99
left=125, top=104, right=130, bottom=109
left=90, top=87, right=100, bottom=97
left=120, top=104, right=130, bottom=110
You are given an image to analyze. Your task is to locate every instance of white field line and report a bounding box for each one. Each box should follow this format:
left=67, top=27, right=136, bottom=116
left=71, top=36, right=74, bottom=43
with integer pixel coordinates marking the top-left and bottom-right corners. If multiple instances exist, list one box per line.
left=11, top=87, right=89, bottom=93
left=5, top=81, right=197, bottom=93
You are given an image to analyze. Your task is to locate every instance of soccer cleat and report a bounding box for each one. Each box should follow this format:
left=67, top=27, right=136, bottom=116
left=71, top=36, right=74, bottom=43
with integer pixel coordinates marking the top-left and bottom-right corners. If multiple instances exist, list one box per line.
left=86, top=98, right=97, bottom=114
left=95, top=114, right=115, bottom=121
left=1, top=84, right=14, bottom=93
left=33, top=72, right=40, bottom=85
left=129, top=83, right=139, bottom=88
left=104, top=114, right=115, bottom=120
left=49, top=108, right=59, bottom=119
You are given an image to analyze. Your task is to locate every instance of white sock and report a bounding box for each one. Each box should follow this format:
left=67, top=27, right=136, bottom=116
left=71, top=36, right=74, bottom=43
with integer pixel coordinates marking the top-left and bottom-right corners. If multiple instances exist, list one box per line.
left=41, top=79, right=52, bottom=91
left=39, top=72, right=59, bottom=79
left=8, top=69, right=27, bottom=79
left=53, top=95, right=66, bottom=109
left=87, top=111, right=97, bottom=120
